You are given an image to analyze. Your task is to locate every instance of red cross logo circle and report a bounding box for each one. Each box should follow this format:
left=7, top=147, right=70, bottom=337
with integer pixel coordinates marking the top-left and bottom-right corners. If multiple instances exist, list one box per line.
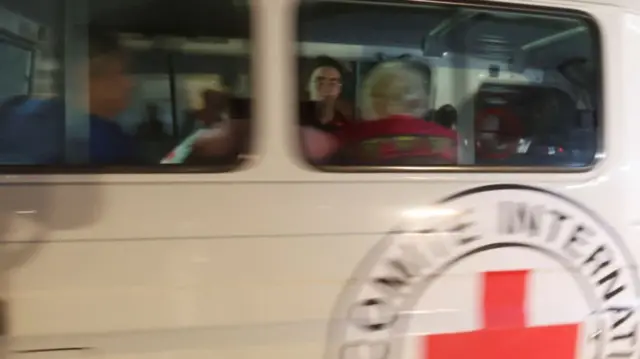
left=325, top=185, right=640, bottom=359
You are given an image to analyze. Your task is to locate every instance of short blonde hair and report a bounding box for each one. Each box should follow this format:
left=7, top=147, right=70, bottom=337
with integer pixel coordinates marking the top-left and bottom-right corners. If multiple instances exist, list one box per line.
left=360, top=61, right=430, bottom=121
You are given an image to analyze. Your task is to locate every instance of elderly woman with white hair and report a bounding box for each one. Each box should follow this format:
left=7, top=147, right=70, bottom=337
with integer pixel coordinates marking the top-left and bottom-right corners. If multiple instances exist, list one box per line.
left=359, top=61, right=431, bottom=122
left=308, top=60, right=458, bottom=165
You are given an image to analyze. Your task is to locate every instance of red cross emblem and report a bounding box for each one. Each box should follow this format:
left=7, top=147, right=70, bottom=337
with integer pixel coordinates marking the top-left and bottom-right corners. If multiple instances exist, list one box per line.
left=425, top=270, right=580, bottom=359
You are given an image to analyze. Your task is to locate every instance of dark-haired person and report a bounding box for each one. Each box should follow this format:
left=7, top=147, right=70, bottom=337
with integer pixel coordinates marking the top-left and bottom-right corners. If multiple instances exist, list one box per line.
left=0, top=30, right=136, bottom=165
left=301, top=57, right=353, bottom=133
left=82, top=31, right=136, bottom=164
left=161, top=87, right=252, bottom=165
left=434, top=104, right=458, bottom=130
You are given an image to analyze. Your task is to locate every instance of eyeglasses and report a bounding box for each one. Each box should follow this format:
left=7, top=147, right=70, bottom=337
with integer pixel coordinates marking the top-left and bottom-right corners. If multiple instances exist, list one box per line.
left=315, top=76, right=342, bottom=87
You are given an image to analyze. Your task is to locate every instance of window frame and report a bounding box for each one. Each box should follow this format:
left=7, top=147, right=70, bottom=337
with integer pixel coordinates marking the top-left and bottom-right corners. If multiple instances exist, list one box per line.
left=296, top=0, right=604, bottom=174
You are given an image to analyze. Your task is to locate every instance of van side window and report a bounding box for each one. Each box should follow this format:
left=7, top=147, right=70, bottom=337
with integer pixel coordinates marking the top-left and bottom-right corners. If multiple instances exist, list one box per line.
left=297, top=0, right=600, bottom=170
left=0, top=0, right=251, bottom=170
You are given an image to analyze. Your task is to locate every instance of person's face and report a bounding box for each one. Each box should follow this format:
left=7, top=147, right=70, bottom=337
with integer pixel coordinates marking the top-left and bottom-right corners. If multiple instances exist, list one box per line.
left=312, top=66, right=342, bottom=101
left=88, top=53, right=133, bottom=118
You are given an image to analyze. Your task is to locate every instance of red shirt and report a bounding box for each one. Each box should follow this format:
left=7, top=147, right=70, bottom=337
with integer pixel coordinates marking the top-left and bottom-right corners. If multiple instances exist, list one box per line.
left=334, top=115, right=458, bottom=165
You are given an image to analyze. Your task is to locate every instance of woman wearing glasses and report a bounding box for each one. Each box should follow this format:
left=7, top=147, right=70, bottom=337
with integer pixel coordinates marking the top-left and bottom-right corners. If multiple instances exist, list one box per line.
left=301, top=56, right=354, bottom=133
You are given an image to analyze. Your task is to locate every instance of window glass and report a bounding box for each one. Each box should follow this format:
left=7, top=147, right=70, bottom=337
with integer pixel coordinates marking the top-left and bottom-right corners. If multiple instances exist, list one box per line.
left=0, top=0, right=251, bottom=169
left=297, top=0, right=600, bottom=170
left=0, top=41, right=32, bottom=102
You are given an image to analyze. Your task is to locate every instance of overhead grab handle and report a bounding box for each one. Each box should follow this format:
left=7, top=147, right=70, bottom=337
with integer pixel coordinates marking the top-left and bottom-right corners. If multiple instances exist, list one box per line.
left=422, top=10, right=478, bottom=56
left=521, top=26, right=587, bottom=52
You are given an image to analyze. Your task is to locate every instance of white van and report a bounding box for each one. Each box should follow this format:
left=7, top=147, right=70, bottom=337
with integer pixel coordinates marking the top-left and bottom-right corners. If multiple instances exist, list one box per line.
left=0, top=0, right=636, bottom=358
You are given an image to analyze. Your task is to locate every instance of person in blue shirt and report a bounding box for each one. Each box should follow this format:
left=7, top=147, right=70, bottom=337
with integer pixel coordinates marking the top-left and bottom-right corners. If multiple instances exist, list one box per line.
left=85, top=31, right=136, bottom=164
left=0, top=30, right=136, bottom=165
